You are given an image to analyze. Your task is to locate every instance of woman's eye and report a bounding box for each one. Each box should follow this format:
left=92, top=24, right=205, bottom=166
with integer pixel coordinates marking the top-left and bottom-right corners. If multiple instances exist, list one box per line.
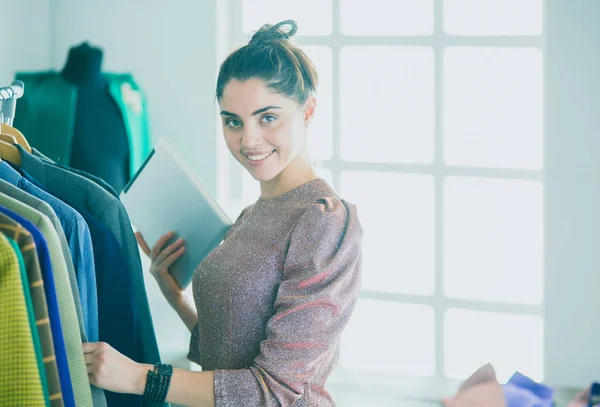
left=225, top=118, right=242, bottom=129
left=261, top=114, right=277, bottom=124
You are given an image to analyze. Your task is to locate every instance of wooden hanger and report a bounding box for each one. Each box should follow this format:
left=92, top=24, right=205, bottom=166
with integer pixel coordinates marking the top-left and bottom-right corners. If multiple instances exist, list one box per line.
left=0, top=133, right=17, bottom=144
left=0, top=128, right=23, bottom=165
left=0, top=138, right=22, bottom=166
left=1, top=124, right=31, bottom=153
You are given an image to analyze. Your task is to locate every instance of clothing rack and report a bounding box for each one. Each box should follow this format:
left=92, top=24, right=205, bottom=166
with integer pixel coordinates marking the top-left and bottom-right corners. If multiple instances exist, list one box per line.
left=0, top=80, right=25, bottom=126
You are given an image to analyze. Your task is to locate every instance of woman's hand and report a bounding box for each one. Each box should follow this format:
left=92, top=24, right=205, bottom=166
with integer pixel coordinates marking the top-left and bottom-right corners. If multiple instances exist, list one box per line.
left=83, top=342, right=147, bottom=395
left=136, top=231, right=186, bottom=306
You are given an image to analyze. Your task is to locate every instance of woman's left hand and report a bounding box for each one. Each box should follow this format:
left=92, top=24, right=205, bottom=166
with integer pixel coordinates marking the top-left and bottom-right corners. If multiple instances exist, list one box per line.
left=83, top=342, right=146, bottom=394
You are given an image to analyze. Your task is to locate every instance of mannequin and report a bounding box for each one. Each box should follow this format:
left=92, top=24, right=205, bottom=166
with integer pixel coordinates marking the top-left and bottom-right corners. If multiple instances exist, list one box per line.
left=61, top=42, right=130, bottom=193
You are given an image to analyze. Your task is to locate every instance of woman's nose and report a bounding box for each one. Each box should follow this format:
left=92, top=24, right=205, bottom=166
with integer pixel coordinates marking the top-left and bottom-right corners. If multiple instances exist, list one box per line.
left=241, top=127, right=261, bottom=149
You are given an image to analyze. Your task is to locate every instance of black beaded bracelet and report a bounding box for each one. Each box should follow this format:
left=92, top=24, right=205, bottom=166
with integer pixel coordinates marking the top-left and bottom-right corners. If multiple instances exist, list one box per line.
left=144, top=363, right=173, bottom=403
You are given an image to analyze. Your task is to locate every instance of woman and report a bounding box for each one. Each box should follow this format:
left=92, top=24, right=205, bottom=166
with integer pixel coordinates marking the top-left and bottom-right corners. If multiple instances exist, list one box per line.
left=83, top=20, right=363, bottom=407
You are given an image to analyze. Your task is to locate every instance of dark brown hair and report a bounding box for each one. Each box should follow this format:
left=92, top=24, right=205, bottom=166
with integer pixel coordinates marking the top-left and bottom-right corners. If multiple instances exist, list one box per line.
left=216, top=20, right=319, bottom=105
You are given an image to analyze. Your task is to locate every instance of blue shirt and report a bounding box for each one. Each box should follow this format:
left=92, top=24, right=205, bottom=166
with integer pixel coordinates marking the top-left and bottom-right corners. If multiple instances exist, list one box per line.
left=0, top=161, right=99, bottom=341
left=0, top=205, right=77, bottom=407
left=75, top=205, right=143, bottom=407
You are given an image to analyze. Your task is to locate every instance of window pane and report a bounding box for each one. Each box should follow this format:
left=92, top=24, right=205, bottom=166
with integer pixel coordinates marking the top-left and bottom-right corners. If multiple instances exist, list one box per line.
left=444, top=177, right=543, bottom=305
left=341, top=299, right=435, bottom=376
left=445, top=309, right=543, bottom=382
left=341, top=47, right=434, bottom=163
left=316, top=167, right=333, bottom=186
left=242, top=0, right=332, bottom=36
left=340, top=0, right=434, bottom=35
left=341, top=172, right=434, bottom=295
left=302, top=46, right=333, bottom=161
left=444, top=0, right=543, bottom=35
left=443, top=47, right=543, bottom=169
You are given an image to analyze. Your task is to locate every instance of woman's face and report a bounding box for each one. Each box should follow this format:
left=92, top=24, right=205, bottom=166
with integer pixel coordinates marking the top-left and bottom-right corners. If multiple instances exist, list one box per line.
left=219, top=78, right=315, bottom=183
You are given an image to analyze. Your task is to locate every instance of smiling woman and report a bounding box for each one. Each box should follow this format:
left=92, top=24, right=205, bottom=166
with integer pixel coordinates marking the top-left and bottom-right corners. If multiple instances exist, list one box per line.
left=84, top=19, right=363, bottom=407
left=219, top=78, right=316, bottom=193
left=216, top=20, right=320, bottom=197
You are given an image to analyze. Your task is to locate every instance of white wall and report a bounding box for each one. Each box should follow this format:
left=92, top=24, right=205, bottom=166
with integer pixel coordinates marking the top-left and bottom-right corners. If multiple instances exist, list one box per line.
left=50, top=0, right=219, bottom=363
left=51, top=0, right=219, bottom=194
left=0, top=0, right=52, bottom=84
left=544, top=0, right=600, bottom=388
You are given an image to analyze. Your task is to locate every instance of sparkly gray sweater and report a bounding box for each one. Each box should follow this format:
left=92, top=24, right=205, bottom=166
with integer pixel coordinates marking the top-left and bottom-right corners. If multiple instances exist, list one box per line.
left=187, top=178, right=363, bottom=406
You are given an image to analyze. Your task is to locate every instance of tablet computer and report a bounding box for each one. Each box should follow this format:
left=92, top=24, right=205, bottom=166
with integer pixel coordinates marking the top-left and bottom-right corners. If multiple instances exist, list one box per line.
left=121, top=138, right=232, bottom=289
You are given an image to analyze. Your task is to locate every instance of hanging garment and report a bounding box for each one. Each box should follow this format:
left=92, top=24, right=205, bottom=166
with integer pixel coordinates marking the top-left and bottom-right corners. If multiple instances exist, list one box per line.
left=0, top=211, right=64, bottom=407
left=0, top=178, right=87, bottom=343
left=15, top=165, right=140, bottom=407
left=0, top=193, right=93, bottom=407
left=36, top=152, right=119, bottom=198
left=75, top=206, right=143, bottom=407
left=13, top=71, right=152, bottom=181
left=0, top=232, right=46, bottom=406
left=18, top=146, right=162, bottom=370
left=8, top=236, right=51, bottom=406
left=0, top=204, right=76, bottom=407
left=0, top=161, right=98, bottom=342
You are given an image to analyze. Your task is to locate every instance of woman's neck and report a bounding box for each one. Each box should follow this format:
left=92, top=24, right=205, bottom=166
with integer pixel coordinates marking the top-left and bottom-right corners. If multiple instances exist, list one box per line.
left=260, top=154, right=318, bottom=199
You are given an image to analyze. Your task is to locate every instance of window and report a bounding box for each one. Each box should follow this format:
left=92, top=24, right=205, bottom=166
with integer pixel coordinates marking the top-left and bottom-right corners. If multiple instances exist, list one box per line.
left=220, top=0, right=544, bottom=395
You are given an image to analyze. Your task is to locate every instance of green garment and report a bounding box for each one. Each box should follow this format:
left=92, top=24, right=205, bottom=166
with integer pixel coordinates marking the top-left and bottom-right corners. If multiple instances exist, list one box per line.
left=7, top=236, right=51, bottom=406
left=0, top=233, right=46, bottom=406
left=14, top=71, right=152, bottom=178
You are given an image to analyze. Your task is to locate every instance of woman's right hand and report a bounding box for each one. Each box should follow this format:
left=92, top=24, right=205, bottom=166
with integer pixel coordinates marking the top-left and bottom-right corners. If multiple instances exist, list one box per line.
left=135, top=231, right=186, bottom=307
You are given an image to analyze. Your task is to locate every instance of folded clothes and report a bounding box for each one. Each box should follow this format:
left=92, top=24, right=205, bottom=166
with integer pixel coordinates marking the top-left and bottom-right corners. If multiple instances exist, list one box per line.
left=567, top=386, right=589, bottom=407
left=503, top=371, right=553, bottom=407
left=442, top=364, right=506, bottom=407
left=445, top=364, right=592, bottom=407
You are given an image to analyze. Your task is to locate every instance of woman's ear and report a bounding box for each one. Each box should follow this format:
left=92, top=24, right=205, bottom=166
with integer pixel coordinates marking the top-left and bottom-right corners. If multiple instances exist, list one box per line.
left=303, top=96, right=317, bottom=127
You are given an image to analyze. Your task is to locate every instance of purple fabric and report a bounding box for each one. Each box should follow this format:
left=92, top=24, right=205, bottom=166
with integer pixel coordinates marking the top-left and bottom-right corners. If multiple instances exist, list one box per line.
left=504, top=372, right=554, bottom=407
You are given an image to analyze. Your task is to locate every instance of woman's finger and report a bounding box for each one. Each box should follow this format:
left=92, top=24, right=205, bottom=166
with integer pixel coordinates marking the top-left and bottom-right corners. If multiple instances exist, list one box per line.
left=135, top=232, right=151, bottom=257
left=82, top=342, right=98, bottom=354
left=161, top=246, right=186, bottom=269
left=155, top=238, right=185, bottom=266
left=150, top=231, right=174, bottom=261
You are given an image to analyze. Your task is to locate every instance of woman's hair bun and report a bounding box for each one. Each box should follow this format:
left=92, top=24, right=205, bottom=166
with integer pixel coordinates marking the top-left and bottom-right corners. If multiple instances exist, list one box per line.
left=250, top=19, right=298, bottom=45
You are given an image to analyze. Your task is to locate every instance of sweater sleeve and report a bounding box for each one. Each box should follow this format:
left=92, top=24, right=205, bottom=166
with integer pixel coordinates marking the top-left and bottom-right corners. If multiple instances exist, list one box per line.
left=212, top=197, right=363, bottom=406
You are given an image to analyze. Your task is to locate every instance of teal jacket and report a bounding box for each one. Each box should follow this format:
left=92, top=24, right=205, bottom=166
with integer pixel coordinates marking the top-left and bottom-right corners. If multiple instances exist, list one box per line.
left=14, top=71, right=152, bottom=178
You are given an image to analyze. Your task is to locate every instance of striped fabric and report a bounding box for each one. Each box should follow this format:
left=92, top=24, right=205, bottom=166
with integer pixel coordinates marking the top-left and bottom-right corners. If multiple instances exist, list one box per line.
left=0, top=232, right=46, bottom=405
left=0, top=213, right=64, bottom=406
left=8, top=236, right=51, bottom=406
left=0, top=193, right=93, bottom=407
